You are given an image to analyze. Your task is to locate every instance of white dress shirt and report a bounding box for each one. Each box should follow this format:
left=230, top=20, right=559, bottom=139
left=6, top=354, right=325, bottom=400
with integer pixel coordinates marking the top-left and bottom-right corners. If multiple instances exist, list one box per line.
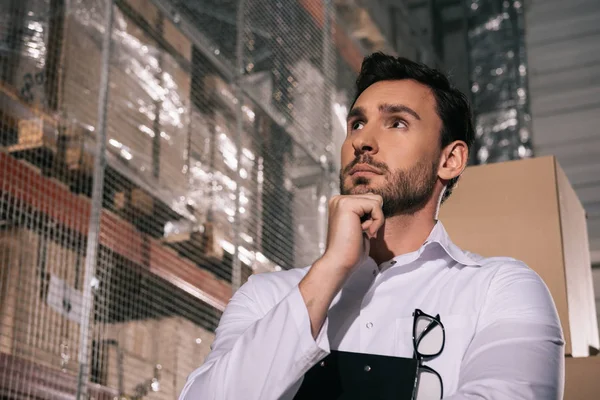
left=179, top=221, right=565, bottom=400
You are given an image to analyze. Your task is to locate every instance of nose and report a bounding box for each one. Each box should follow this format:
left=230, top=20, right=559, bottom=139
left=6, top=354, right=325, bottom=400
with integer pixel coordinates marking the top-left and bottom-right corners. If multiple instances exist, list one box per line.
left=352, top=128, right=379, bottom=156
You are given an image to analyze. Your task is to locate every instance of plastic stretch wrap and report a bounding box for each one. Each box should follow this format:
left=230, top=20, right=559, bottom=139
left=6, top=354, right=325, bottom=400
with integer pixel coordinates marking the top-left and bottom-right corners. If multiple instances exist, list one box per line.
left=466, top=0, right=533, bottom=164
left=0, top=0, right=190, bottom=206
left=0, top=0, right=52, bottom=108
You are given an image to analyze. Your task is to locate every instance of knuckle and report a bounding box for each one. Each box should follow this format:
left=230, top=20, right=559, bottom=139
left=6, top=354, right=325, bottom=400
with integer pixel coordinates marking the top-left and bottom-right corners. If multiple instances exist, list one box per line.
left=338, top=197, right=349, bottom=207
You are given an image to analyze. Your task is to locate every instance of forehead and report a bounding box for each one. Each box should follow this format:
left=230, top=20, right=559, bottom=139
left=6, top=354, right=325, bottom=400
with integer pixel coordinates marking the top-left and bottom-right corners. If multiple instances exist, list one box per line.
left=353, top=79, right=437, bottom=115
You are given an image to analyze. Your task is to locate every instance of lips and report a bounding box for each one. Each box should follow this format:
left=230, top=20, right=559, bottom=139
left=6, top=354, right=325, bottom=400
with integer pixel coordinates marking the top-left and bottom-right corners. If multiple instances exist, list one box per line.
left=349, top=164, right=382, bottom=176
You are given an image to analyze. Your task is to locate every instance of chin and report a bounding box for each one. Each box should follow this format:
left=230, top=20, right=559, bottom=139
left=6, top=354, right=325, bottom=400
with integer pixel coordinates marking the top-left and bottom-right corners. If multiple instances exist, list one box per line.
left=349, top=186, right=374, bottom=195
left=343, top=177, right=380, bottom=195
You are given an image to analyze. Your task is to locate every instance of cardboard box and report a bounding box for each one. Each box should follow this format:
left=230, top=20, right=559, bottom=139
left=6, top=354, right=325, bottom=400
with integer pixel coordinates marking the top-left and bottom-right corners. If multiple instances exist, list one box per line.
left=163, top=18, right=192, bottom=62
left=102, top=316, right=215, bottom=397
left=131, top=188, right=154, bottom=215
left=157, top=52, right=191, bottom=195
left=62, top=123, right=96, bottom=175
left=564, top=355, right=600, bottom=399
left=13, top=115, right=59, bottom=153
left=124, top=0, right=160, bottom=29
left=61, top=6, right=191, bottom=189
left=439, top=156, right=599, bottom=357
left=0, top=227, right=83, bottom=373
left=124, top=0, right=192, bottom=62
left=104, top=346, right=175, bottom=400
left=0, top=82, right=60, bottom=153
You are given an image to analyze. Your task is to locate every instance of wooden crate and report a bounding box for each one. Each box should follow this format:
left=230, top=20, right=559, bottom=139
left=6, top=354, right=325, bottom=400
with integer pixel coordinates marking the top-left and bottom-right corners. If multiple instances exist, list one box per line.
left=0, top=227, right=84, bottom=373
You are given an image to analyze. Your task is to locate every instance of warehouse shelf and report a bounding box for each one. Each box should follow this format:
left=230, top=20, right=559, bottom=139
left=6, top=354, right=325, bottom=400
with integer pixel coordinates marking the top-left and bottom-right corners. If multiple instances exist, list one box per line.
left=0, top=152, right=231, bottom=311
left=0, top=352, right=117, bottom=400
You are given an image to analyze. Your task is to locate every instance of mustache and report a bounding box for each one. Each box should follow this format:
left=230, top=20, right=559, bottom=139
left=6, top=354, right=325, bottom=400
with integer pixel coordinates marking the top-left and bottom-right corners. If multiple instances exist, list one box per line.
left=341, top=154, right=389, bottom=176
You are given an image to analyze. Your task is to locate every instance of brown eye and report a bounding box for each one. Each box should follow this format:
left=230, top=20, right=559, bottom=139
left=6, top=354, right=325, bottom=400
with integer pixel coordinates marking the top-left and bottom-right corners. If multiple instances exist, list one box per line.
left=352, top=121, right=365, bottom=130
left=392, top=120, right=407, bottom=129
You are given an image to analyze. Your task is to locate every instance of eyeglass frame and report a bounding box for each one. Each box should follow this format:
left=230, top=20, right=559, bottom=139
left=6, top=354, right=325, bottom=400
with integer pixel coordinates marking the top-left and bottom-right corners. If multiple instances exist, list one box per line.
left=411, top=308, right=445, bottom=399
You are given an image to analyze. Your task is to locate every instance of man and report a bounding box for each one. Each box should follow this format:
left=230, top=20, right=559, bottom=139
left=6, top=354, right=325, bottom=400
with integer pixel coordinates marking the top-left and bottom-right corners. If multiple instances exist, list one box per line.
left=179, top=53, right=564, bottom=399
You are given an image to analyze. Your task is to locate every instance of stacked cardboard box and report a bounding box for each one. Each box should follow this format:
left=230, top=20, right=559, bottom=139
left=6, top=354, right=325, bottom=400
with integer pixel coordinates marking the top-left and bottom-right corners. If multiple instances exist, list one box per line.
left=1, top=0, right=192, bottom=205
left=0, top=227, right=83, bottom=374
left=101, top=316, right=214, bottom=398
left=64, top=2, right=191, bottom=190
left=564, top=355, right=600, bottom=399
left=439, top=156, right=600, bottom=395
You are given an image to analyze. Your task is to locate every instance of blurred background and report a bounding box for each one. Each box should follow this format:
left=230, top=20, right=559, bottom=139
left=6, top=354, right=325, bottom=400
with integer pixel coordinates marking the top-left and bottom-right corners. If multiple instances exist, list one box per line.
left=0, top=0, right=598, bottom=398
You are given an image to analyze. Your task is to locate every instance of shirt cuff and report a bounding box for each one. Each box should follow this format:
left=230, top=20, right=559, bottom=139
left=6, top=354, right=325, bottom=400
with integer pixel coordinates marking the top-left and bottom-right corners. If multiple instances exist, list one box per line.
left=287, top=285, right=330, bottom=365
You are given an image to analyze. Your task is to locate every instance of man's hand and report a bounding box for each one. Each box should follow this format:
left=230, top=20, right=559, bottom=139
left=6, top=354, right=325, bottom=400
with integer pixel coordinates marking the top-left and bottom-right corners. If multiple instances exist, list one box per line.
left=321, top=193, right=385, bottom=270
left=299, top=193, right=385, bottom=338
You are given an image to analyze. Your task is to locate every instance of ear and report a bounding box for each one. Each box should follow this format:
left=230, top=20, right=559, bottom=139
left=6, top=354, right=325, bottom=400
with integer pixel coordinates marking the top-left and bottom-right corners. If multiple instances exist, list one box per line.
left=437, top=140, right=469, bottom=182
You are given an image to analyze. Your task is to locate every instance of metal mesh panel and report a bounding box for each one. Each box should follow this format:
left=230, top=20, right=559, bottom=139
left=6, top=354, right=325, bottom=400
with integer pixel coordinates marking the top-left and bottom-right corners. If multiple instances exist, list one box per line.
left=466, top=0, right=533, bottom=164
left=0, top=0, right=369, bottom=398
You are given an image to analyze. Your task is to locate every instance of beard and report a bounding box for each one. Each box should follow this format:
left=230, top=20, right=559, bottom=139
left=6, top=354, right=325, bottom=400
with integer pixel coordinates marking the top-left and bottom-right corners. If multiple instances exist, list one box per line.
left=339, top=154, right=439, bottom=217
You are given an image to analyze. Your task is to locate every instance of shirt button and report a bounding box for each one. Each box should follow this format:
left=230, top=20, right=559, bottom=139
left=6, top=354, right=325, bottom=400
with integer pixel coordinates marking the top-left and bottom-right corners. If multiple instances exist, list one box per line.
left=320, top=361, right=326, bottom=367
left=364, top=365, right=371, bottom=372
left=372, top=270, right=377, bottom=276
left=390, top=260, right=397, bottom=265
left=366, top=322, right=373, bottom=329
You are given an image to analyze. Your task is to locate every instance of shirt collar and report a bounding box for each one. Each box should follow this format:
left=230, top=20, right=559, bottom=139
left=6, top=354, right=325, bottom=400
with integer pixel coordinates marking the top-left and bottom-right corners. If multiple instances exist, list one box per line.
left=378, top=221, right=482, bottom=270
left=424, top=221, right=481, bottom=267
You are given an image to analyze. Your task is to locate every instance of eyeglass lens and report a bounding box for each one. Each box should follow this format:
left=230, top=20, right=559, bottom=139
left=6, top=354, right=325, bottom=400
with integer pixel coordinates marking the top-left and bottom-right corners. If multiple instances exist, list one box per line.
left=415, top=315, right=444, bottom=358
left=416, top=367, right=443, bottom=400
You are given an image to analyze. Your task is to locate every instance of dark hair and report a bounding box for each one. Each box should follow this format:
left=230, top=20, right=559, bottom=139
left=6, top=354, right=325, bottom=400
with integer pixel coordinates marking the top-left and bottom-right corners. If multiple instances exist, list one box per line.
left=351, top=52, right=475, bottom=203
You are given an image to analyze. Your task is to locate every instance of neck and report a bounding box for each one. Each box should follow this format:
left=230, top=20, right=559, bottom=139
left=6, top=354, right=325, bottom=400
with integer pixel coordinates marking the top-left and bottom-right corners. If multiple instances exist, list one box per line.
left=368, top=206, right=437, bottom=266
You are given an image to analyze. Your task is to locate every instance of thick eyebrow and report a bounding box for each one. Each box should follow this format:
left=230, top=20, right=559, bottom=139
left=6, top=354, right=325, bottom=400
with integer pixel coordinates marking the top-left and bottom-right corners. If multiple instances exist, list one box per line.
left=379, top=103, right=421, bottom=121
left=346, top=106, right=366, bottom=122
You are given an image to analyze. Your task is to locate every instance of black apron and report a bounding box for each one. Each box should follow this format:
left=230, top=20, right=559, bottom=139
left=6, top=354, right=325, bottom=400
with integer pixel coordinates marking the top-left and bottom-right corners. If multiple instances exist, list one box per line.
left=293, top=350, right=419, bottom=400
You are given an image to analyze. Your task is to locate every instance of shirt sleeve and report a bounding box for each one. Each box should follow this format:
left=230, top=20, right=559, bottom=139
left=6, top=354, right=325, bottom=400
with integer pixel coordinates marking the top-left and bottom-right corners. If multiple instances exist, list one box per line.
left=444, top=262, right=565, bottom=400
left=178, top=273, right=331, bottom=400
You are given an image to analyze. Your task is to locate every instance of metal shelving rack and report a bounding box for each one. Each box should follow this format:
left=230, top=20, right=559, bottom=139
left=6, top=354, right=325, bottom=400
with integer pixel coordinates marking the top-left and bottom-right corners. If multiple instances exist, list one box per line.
left=0, top=0, right=365, bottom=399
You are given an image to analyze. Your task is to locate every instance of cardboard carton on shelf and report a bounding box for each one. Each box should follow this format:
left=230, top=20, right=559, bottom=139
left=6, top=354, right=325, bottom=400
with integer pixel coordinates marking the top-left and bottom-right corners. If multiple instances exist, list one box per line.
left=123, top=0, right=192, bottom=62
left=123, top=0, right=160, bottom=29
left=60, top=5, right=191, bottom=182
left=13, top=116, right=59, bottom=154
left=439, top=155, right=599, bottom=357
left=0, top=227, right=83, bottom=374
left=62, top=122, right=96, bottom=175
left=131, top=188, right=155, bottom=216
left=163, top=17, right=192, bottom=62
left=0, top=82, right=60, bottom=154
left=101, top=316, right=215, bottom=397
left=157, top=52, right=191, bottom=195
left=103, top=346, right=175, bottom=400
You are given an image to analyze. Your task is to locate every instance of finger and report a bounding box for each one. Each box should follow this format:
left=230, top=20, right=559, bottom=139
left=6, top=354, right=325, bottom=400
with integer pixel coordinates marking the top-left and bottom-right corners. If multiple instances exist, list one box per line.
left=347, top=200, right=384, bottom=239
left=352, top=200, right=382, bottom=221
left=361, top=193, right=384, bottom=205
left=350, top=194, right=384, bottom=205
left=367, top=202, right=385, bottom=237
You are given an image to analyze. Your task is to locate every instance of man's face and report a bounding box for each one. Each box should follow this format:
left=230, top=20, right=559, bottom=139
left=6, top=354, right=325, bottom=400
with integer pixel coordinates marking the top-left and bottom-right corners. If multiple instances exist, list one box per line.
left=339, top=79, right=443, bottom=217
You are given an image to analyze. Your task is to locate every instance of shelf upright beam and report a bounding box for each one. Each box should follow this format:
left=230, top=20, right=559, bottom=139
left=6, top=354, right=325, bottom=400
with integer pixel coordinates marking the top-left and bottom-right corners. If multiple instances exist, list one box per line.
left=231, top=0, right=247, bottom=292
left=150, top=0, right=324, bottom=169
left=76, top=0, right=114, bottom=398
